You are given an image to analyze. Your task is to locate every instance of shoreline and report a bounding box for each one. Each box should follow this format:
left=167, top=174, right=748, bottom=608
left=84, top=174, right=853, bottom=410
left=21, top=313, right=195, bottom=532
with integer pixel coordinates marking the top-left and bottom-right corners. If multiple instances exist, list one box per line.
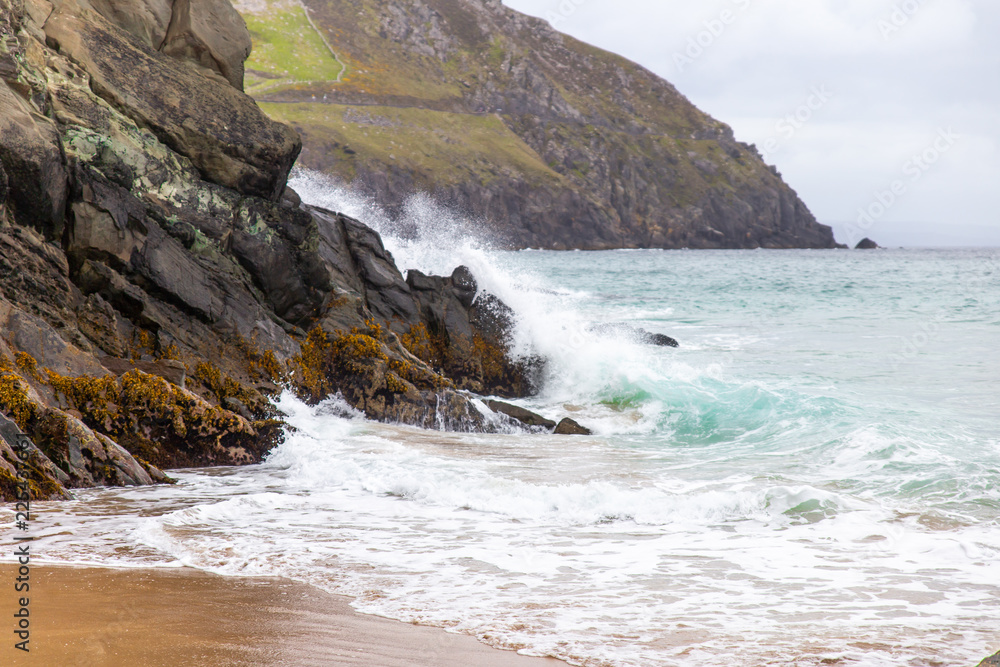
left=1, top=563, right=567, bottom=666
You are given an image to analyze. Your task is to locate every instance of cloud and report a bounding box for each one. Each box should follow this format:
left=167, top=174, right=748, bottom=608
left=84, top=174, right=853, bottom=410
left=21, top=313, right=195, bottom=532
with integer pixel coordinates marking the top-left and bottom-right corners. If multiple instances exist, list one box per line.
left=503, top=0, right=999, bottom=245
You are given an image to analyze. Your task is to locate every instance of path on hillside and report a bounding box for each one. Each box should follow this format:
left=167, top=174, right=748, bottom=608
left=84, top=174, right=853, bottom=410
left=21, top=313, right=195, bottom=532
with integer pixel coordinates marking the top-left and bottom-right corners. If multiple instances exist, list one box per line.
left=245, top=0, right=346, bottom=96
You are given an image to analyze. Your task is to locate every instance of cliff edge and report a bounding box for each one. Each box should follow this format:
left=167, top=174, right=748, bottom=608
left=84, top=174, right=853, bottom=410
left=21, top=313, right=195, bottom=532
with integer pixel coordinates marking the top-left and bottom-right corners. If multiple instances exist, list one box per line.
left=241, top=0, right=843, bottom=250
left=0, top=0, right=533, bottom=500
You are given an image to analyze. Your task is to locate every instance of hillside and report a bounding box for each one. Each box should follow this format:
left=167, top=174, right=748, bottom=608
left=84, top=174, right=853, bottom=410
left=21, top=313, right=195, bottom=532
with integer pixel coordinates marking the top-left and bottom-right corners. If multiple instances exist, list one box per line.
left=238, top=0, right=842, bottom=250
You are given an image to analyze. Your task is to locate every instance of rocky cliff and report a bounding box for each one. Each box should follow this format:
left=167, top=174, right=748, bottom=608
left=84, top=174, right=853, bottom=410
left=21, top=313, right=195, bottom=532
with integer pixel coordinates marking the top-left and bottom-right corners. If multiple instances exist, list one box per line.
left=0, top=0, right=535, bottom=500
left=240, top=0, right=843, bottom=250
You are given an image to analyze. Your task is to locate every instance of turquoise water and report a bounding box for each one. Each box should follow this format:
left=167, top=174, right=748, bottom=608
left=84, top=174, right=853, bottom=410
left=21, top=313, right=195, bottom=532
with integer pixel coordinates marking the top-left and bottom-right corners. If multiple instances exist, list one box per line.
left=20, top=183, right=1000, bottom=667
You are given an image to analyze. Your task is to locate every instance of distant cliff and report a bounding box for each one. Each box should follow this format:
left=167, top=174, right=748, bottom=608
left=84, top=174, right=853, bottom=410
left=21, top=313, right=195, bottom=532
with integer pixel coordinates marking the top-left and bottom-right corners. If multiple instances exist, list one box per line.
left=0, top=0, right=535, bottom=500
left=241, top=0, right=843, bottom=250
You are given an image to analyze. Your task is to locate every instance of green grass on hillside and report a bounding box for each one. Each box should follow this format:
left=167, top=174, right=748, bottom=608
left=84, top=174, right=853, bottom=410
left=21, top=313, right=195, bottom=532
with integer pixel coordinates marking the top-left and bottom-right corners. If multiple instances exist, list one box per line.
left=259, top=103, right=563, bottom=187
left=243, top=0, right=343, bottom=94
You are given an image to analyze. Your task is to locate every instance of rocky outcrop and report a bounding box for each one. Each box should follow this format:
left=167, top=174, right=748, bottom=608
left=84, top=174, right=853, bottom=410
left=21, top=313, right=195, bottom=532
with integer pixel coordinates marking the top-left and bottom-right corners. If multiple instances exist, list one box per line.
left=0, top=0, right=536, bottom=500
left=159, top=0, right=252, bottom=90
left=483, top=400, right=593, bottom=435
left=45, top=0, right=298, bottom=200
left=248, top=0, right=845, bottom=250
left=980, top=651, right=1000, bottom=667
left=0, top=80, right=68, bottom=239
left=86, top=0, right=251, bottom=89
left=855, top=238, right=879, bottom=249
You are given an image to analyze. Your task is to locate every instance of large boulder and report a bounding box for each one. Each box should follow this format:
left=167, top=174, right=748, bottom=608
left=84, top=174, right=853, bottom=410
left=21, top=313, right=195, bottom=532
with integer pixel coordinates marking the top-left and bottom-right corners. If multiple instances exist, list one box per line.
left=44, top=2, right=300, bottom=200
left=160, top=0, right=252, bottom=90
left=0, top=81, right=68, bottom=239
left=84, top=0, right=173, bottom=49
left=81, top=0, right=251, bottom=90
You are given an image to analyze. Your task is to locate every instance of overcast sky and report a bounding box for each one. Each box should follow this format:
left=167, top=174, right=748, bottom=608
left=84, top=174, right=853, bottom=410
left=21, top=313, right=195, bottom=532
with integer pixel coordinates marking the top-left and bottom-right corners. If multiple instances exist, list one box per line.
left=503, top=0, right=1000, bottom=247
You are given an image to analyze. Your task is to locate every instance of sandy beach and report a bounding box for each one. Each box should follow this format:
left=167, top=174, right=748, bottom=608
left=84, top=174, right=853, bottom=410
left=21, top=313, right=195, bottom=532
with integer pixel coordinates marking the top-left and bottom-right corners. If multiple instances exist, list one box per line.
left=2, top=564, right=566, bottom=666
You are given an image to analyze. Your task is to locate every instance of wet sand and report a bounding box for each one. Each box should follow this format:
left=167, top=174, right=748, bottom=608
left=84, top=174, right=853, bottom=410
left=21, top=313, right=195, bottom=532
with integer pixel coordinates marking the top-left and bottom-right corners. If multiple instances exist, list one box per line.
left=2, top=564, right=567, bottom=666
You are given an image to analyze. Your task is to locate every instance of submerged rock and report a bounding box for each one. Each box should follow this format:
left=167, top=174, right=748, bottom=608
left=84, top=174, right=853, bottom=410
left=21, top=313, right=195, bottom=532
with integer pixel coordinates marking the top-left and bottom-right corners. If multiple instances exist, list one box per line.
left=485, top=400, right=555, bottom=430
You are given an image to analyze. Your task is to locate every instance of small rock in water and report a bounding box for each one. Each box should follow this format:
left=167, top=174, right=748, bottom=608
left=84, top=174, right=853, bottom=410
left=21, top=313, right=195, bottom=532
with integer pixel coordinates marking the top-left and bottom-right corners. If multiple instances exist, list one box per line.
left=855, top=237, right=880, bottom=249
left=646, top=332, right=679, bottom=348
left=486, top=400, right=556, bottom=429
left=554, top=417, right=592, bottom=435
left=589, top=323, right=679, bottom=347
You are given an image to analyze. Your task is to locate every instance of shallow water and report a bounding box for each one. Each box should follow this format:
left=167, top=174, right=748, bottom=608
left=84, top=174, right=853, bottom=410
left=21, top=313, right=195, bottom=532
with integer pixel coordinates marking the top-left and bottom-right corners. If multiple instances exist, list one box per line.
left=12, top=179, right=1000, bottom=666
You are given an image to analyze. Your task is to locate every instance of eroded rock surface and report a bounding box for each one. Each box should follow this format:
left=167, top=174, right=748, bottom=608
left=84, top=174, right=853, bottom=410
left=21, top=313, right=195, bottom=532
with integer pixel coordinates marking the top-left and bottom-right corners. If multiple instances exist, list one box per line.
left=0, top=0, right=536, bottom=500
left=45, top=0, right=298, bottom=200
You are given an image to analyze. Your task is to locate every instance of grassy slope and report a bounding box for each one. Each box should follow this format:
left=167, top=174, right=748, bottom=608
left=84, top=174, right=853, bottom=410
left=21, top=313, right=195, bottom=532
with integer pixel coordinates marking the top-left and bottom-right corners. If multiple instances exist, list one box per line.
left=242, top=0, right=573, bottom=189
left=237, top=0, right=833, bottom=248
left=259, top=102, right=564, bottom=188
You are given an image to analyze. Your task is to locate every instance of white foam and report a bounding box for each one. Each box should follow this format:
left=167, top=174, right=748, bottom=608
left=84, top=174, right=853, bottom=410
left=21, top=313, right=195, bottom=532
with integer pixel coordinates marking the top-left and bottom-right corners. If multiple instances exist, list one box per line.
left=291, top=170, right=707, bottom=436
left=24, top=187, right=998, bottom=667
left=31, top=395, right=997, bottom=666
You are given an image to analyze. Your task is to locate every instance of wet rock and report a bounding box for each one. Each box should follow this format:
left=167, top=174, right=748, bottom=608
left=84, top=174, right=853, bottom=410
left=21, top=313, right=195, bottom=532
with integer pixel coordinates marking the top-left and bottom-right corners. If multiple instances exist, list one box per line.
left=451, top=265, right=478, bottom=308
left=855, top=237, right=879, bottom=250
left=0, top=413, right=73, bottom=499
left=44, top=2, right=300, bottom=200
left=554, top=417, right=592, bottom=436
left=590, top=323, right=679, bottom=348
left=485, top=399, right=555, bottom=429
left=646, top=332, right=680, bottom=348
left=0, top=388, right=172, bottom=498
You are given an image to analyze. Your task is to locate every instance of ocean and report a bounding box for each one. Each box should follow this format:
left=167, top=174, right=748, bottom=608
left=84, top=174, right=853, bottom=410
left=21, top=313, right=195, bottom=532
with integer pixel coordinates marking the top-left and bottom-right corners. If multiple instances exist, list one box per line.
left=20, top=179, right=1000, bottom=666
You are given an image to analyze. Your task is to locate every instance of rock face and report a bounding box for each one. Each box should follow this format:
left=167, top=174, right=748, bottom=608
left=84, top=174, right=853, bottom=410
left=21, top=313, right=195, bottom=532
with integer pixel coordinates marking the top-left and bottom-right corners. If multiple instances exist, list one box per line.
left=244, top=0, right=845, bottom=250
left=86, top=0, right=251, bottom=89
left=159, top=0, right=253, bottom=90
left=980, top=651, right=1000, bottom=667
left=0, top=0, right=535, bottom=500
left=855, top=237, right=879, bottom=249
left=0, top=81, right=68, bottom=239
left=45, top=0, right=298, bottom=200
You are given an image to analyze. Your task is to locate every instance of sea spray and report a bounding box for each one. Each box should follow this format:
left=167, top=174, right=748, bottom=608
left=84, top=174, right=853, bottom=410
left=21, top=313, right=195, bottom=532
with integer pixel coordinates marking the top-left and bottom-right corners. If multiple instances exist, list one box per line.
left=21, top=245, right=1000, bottom=667
left=290, top=170, right=699, bottom=434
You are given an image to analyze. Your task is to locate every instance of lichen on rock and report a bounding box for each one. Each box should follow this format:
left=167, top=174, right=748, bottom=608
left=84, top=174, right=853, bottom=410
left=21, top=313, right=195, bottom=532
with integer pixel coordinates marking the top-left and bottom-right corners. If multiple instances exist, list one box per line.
left=0, top=0, right=542, bottom=500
